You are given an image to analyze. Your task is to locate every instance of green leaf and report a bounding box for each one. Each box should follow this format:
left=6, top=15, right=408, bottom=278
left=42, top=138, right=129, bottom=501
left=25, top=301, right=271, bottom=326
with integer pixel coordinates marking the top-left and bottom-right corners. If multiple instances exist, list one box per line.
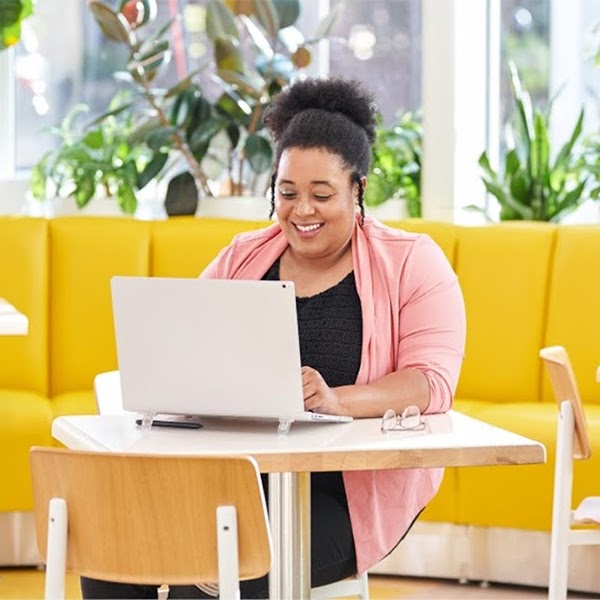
left=83, top=130, right=104, bottom=150
left=137, top=152, right=168, bottom=189
left=206, top=0, right=239, bottom=41
left=531, top=109, right=550, bottom=182
left=189, top=118, right=223, bottom=155
left=239, top=13, right=274, bottom=58
left=214, top=36, right=245, bottom=73
left=146, top=127, right=177, bottom=150
left=87, top=101, right=135, bottom=127
left=244, top=133, right=273, bottom=173
left=217, top=69, right=264, bottom=98
left=89, top=1, right=132, bottom=44
left=311, top=0, right=343, bottom=40
left=255, top=0, right=280, bottom=38
left=164, top=68, right=204, bottom=99
left=30, top=153, right=50, bottom=201
left=553, top=108, right=584, bottom=170
left=272, top=0, right=300, bottom=29
left=117, top=181, right=137, bottom=214
left=478, top=151, right=497, bottom=180
left=73, top=176, right=96, bottom=208
left=504, top=149, right=521, bottom=177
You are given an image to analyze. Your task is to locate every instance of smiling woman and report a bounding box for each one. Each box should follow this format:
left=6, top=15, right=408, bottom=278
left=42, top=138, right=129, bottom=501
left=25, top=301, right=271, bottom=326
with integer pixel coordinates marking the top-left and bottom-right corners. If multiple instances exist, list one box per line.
left=78, top=76, right=466, bottom=600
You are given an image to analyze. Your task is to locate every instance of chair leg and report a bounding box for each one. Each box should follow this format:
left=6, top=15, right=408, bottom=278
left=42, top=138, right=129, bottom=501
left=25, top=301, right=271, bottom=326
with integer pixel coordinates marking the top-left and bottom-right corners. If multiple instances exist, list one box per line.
left=358, top=571, right=369, bottom=600
left=217, top=506, right=240, bottom=600
left=44, top=498, right=68, bottom=600
left=548, top=401, right=574, bottom=600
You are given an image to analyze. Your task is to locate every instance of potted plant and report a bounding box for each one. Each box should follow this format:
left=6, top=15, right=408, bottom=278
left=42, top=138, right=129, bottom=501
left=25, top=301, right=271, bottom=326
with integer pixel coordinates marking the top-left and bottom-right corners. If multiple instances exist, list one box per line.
left=28, top=91, right=162, bottom=216
left=471, top=60, right=591, bottom=222
left=365, top=111, right=422, bottom=219
left=83, top=0, right=342, bottom=218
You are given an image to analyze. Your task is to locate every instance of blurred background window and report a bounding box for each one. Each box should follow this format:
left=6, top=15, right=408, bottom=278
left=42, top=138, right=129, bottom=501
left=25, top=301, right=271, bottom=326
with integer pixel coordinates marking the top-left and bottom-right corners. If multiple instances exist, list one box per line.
left=10, top=0, right=422, bottom=172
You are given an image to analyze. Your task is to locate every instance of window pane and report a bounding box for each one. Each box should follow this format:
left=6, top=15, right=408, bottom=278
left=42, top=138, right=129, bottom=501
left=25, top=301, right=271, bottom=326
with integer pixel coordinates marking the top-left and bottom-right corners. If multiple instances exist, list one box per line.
left=329, top=0, right=421, bottom=125
left=499, top=0, right=550, bottom=142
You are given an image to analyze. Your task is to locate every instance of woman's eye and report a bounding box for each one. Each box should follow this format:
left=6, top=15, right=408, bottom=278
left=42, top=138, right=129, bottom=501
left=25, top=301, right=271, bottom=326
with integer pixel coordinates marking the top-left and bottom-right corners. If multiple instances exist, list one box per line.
left=279, top=191, right=296, bottom=199
left=314, top=194, right=331, bottom=200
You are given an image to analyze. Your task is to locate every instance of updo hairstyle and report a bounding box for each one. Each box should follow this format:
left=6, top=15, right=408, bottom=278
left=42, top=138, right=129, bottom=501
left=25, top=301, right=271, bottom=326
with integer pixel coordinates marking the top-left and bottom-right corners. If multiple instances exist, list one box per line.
left=263, top=77, right=378, bottom=221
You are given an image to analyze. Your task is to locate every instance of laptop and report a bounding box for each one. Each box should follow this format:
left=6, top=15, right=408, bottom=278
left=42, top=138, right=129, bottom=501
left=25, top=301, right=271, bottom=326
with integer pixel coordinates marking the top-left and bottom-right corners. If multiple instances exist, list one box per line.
left=110, top=276, right=352, bottom=428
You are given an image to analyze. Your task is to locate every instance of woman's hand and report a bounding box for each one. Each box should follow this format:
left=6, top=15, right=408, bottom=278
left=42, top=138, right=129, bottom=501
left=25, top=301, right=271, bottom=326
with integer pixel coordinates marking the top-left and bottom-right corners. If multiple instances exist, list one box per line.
left=301, top=366, right=343, bottom=415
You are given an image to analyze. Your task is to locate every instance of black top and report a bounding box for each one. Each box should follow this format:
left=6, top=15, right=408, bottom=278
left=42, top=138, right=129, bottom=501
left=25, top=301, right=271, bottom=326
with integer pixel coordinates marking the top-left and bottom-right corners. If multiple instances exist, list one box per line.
left=262, top=258, right=363, bottom=387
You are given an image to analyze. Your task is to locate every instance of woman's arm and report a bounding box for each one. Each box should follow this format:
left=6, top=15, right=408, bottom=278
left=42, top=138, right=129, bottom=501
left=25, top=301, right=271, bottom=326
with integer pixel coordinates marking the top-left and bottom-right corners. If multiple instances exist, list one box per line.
left=304, top=236, right=466, bottom=417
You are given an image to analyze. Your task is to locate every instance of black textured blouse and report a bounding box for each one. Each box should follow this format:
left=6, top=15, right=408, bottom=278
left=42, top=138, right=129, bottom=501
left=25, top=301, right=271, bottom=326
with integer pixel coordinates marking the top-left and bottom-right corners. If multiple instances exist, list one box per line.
left=262, top=258, right=363, bottom=387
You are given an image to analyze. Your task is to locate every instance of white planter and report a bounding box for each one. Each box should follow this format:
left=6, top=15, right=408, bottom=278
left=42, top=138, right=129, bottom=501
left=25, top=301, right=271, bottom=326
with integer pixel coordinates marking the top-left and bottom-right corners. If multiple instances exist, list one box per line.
left=196, top=195, right=271, bottom=221
left=24, top=194, right=126, bottom=218
left=23, top=181, right=167, bottom=220
left=365, top=198, right=409, bottom=221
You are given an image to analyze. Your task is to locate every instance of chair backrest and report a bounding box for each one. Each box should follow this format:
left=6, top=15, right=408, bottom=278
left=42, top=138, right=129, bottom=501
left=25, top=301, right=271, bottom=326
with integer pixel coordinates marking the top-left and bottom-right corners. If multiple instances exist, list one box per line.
left=93, top=370, right=127, bottom=415
left=30, top=447, right=272, bottom=585
left=539, top=346, right=591, bottom=460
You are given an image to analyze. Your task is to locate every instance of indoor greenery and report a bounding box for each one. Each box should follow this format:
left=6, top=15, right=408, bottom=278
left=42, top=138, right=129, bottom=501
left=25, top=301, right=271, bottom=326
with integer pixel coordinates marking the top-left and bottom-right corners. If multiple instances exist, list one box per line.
left=365, top=111, right=422, bottom=218
left=472, top=60, right=590, bottom=222
left=0, top=0, right=32, bottom=50
left=79, top=0, right=342, bottom=213
left=29, top=92, right=157, bottom=214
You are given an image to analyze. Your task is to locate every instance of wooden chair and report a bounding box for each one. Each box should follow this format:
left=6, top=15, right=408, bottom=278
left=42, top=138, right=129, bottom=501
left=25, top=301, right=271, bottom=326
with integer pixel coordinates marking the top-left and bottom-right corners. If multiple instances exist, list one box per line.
left=539, top=346, right=600, bottom=600
left=30, top=447, right=272, bottom=600
left=92, top=370, right=370, bottom=599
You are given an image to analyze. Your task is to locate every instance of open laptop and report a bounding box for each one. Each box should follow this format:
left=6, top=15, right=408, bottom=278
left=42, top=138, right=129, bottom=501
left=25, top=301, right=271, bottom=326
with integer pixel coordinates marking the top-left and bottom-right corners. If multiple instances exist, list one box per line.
left=110, top=276, right=352, bottom=429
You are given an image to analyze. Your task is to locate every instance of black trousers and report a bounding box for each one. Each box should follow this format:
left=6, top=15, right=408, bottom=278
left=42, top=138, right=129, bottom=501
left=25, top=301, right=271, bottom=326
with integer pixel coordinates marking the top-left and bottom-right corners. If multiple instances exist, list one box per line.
left=81, top=472, right=357, bottom=599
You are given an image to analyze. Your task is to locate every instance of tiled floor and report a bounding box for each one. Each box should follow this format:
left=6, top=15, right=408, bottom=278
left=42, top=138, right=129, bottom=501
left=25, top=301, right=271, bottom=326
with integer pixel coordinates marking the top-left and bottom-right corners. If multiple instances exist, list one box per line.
left=1, top=569, right=598, bottom=600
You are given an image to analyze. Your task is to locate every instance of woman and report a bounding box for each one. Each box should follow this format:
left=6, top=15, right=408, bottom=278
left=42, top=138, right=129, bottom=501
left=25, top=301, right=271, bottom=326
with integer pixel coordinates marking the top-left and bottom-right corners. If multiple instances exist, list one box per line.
left=81, top=77, right=465, bottom=599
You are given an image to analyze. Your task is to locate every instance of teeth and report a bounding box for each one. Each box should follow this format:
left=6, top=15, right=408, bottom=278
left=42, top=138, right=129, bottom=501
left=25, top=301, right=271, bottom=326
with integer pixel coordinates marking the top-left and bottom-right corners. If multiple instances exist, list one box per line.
left=296, top=223, right=321, bottom=232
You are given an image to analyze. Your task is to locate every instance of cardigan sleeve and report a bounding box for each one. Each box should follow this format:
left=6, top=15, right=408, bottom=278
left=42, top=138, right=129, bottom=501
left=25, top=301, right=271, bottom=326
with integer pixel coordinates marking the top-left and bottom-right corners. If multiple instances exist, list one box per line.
left=397, top=235, right=466, bottom=413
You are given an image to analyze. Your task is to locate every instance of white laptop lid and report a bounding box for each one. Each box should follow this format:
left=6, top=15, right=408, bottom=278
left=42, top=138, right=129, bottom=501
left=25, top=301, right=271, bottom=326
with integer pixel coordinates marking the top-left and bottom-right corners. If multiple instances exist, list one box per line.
left=111, top=276, right=306, bottom=421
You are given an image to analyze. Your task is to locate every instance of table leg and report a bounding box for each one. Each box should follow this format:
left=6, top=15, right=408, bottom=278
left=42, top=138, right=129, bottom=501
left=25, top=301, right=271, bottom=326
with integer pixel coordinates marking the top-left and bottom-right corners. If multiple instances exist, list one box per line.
left=268, top=472, right=311, bottom=599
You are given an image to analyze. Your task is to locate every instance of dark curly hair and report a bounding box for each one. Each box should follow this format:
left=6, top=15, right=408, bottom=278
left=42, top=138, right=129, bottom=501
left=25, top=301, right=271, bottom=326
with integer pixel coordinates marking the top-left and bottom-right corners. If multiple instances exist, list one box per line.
left=263, top=77, right=378, bottom=221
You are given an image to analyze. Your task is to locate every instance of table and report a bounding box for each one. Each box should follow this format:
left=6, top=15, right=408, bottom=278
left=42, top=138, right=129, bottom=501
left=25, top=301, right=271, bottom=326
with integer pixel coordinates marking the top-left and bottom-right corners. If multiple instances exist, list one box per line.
left=53, top=411, right=545, bottom=599
left=0, top=298, right=28, bottom=335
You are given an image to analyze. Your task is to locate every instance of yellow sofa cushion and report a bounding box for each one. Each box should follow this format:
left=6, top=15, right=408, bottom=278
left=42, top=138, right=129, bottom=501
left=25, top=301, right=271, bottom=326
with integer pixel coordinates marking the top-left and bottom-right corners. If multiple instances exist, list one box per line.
left=543, top=225, right=600, bottom=405
left=49, top=218, right=152, bottom=397
left=455, top=224, right=556, bottom=404
left=52, top=391, right=98, bottom=420
left=151, top=217, right=269, bottom=277
left=0, top=390, right=52, bottom=511
left=0, top=217, right=48, bottom=395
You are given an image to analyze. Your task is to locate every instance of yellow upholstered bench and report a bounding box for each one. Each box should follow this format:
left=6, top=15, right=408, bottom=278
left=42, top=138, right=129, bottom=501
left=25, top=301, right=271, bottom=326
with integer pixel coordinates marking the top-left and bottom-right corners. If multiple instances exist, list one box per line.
left=1, top=216, right=599, bottom=592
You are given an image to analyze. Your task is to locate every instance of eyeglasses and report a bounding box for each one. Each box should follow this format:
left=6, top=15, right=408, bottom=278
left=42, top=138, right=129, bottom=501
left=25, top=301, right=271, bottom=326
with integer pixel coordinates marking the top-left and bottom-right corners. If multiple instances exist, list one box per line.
left=381, top=405, right=427, bottom=433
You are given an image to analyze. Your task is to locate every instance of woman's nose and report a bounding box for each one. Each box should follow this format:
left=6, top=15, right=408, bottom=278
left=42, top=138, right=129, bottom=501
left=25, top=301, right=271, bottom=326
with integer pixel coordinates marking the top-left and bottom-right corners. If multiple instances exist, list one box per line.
left=295, top=195, right=315, bottom=215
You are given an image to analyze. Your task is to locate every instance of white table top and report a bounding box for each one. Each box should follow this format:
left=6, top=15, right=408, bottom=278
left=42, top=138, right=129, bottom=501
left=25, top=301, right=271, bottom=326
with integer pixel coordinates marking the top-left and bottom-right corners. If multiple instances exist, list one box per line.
left=53, top=410, right=546, bottom=472
left=0, top=298, right=28, bottom=335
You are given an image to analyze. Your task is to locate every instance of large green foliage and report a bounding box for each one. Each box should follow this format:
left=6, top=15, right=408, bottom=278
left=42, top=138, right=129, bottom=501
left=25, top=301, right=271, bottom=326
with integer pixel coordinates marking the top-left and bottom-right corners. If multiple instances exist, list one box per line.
left=84, top=0, right=342, bottom=200
left=365, top=112, right=422, bottom=218
left=30, top=93, right=157, bottom=214
left=472, top=61, right=589, bottom=222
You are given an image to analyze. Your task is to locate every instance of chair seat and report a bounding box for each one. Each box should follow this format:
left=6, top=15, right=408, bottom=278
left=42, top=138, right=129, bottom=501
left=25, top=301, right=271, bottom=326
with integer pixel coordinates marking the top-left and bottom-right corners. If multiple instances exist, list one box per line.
left=572, top=497, right=600, bottom=524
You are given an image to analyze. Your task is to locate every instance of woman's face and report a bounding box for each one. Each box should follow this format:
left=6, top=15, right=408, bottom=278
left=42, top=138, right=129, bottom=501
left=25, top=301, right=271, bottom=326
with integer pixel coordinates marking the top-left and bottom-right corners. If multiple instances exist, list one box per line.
left=275, top=147, right=359, bottom=262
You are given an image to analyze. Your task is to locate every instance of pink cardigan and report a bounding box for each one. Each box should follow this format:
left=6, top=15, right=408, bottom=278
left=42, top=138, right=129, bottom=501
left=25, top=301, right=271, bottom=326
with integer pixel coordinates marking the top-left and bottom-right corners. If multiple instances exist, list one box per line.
left=201, top=216, right=466, bottom=573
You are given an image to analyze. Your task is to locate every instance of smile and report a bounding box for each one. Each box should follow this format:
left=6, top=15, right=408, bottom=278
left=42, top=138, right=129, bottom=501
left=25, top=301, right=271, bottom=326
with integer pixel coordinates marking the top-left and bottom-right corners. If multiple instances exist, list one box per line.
left=294, top=223, right=323, bottom=233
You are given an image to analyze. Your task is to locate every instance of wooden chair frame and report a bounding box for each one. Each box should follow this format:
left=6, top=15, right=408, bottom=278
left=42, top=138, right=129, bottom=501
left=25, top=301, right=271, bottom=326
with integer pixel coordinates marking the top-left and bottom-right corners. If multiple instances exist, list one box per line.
left=540, top=346, right=600, bottom=600
left=30, top=447, right=272, bottom=600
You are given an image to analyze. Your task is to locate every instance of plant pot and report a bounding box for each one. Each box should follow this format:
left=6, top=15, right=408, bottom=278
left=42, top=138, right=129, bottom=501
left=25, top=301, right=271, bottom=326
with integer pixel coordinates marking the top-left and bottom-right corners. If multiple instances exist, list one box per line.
left=196, top=195, right=271, bottom=221
left=23, top=194, right=126, bottom=218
